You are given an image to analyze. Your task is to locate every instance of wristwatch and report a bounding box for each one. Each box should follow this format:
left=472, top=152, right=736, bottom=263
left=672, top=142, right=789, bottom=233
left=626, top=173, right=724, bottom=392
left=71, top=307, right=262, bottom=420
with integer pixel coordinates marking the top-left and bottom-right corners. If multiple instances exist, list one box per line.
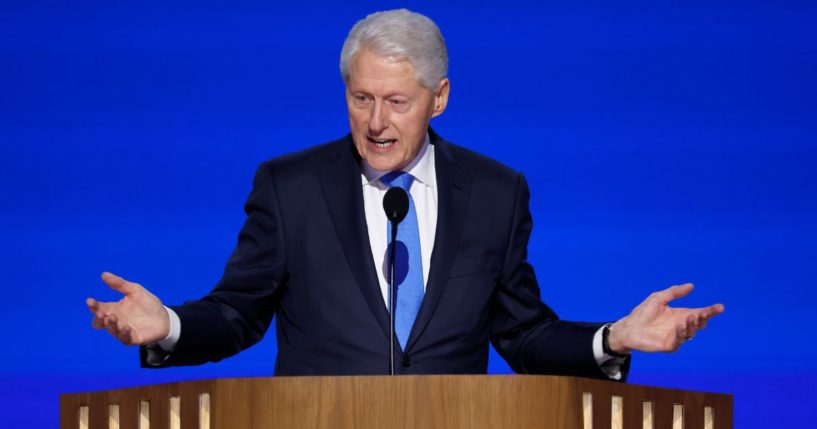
left=602, top=323, right=630, bottom=358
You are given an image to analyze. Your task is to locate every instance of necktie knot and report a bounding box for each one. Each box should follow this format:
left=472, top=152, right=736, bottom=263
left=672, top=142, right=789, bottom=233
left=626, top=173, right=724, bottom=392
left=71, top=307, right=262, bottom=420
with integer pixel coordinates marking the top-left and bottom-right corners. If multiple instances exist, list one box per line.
left=380, top=171, right=414, bottom=191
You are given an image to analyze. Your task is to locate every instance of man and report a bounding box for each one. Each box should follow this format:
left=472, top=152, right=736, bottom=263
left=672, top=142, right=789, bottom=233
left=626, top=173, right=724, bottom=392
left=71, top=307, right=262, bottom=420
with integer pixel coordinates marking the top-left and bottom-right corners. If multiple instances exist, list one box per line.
left=87, top=9, right=723, bottom=379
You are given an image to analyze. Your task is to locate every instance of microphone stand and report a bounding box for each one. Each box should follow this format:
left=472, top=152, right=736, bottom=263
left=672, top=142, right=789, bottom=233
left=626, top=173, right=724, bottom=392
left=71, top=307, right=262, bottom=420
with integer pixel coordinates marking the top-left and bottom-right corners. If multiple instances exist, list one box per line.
left=383, top=185, right=407, bottom=376
left=388, top=220, right=398, bottom=376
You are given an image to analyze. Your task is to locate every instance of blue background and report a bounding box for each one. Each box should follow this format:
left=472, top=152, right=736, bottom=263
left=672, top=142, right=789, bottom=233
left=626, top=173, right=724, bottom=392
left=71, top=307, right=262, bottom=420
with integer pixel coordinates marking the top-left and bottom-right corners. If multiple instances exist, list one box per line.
left=1, top=1, right=815, bottom=427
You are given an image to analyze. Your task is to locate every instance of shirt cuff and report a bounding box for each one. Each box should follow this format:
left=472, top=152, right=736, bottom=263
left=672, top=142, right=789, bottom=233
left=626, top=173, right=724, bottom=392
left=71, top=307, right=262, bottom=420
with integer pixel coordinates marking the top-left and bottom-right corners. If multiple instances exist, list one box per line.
left=156, top=306, right=181, bottom=351
left=592, top=325, right=627, bottom=380
left=144, top=307, right=181, bottom=366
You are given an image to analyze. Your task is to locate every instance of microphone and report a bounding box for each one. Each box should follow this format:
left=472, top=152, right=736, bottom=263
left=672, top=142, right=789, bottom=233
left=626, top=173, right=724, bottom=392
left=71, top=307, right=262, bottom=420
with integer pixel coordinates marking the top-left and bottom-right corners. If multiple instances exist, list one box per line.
left=382, top=186, right=408, bottom=375
left=383, top=187, right=409, bottom=224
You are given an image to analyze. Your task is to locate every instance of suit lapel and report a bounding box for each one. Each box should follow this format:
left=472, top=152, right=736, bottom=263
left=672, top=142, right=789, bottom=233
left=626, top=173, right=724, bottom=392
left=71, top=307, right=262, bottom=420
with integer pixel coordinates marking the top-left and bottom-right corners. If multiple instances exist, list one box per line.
left=317, top=136, right=392, bottom=340
left=405, top=131, right=472, bottom=350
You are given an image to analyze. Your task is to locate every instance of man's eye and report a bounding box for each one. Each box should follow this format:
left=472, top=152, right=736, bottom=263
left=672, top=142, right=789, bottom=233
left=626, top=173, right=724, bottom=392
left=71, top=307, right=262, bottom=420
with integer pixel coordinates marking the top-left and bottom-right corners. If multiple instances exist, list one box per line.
left=354, top=95, right=370, bottom=103
left=389, top=99, right=410, bottom=112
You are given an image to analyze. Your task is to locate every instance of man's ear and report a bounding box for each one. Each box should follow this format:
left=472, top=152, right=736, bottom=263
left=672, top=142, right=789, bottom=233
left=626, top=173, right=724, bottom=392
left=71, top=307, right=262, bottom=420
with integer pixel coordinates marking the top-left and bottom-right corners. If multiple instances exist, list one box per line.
left=431, top=78, right=450, bottom=118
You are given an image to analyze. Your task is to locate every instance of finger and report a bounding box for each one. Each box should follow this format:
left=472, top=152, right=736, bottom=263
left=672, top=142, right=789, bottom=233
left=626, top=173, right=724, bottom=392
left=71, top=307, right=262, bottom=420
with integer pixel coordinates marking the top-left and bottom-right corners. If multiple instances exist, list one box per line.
left=115, top=320, right=131, bottom=344
left=103, top=313, right=117, bottom=329
left=89, top=297, right=108, bottom=328
left=695, top=303, right=725, bottom=321
left=689, top=313, right=707, bottom=332
left=708, top=303, right=725, bottom=315
left=105, top=321, right=120, bottom=338
left=677, top=319, right=689, bottom=339
left=672, top=324, right=686, bottom=351
left=119, top=325, right=134, bottom=344
left=104, top=313, right=125, bottom=337
left=684, top=313, right=698, bottom=337
left=695, top=318, right=707, bottom=331
left=101, top=272, right=136, bottom=296
left=91, top=301, right=114, bottom=320
left=653, top=283, right=694, bottom=305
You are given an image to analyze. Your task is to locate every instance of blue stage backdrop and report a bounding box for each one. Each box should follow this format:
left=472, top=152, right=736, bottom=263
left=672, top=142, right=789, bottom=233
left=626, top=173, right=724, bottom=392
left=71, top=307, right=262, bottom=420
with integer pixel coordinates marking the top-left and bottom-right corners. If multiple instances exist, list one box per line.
left=1, top=1, right=815, bottom=427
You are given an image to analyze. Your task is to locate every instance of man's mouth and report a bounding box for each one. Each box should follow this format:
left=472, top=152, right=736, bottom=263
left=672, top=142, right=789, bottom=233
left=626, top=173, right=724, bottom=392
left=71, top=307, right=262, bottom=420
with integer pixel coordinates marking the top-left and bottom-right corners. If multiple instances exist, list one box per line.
left=368, top=136, right=397, bottom=148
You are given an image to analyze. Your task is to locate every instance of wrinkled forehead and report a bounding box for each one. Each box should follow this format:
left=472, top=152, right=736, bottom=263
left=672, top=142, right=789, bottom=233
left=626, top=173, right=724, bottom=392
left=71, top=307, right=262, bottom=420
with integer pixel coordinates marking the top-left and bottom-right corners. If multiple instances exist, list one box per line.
left=347, top=49, right=424, bottom=88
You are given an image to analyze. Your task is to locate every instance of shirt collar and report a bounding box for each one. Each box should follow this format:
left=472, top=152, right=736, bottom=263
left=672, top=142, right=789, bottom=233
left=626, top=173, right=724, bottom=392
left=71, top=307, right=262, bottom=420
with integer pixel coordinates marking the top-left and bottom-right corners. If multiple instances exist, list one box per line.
left=361, top=133, right=436, bottom=189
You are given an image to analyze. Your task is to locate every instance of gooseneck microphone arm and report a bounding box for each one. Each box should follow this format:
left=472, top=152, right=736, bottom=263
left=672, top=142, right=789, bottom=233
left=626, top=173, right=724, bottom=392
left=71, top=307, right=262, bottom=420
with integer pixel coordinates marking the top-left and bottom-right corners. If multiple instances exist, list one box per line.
left=382, top=187, right=409, bottom=375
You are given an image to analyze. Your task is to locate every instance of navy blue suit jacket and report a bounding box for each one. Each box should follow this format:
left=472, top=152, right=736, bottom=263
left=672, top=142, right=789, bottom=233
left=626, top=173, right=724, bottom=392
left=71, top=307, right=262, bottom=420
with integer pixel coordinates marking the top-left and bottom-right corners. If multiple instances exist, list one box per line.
left=142, top=130, right=627, bottom=380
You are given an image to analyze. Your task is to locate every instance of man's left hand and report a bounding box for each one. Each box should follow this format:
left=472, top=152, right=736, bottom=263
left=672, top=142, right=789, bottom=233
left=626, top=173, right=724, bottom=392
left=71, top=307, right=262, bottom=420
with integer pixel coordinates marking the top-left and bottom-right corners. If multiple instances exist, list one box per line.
left=607, top=283, right=724, bottom=354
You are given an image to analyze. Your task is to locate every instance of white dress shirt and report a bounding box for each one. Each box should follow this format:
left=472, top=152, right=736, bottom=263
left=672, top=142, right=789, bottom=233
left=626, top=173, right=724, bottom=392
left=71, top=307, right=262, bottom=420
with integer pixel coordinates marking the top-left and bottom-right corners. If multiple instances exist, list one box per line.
left=154, top=133, right=625, bottom=378
left=361, top=134, right=437, bottom=307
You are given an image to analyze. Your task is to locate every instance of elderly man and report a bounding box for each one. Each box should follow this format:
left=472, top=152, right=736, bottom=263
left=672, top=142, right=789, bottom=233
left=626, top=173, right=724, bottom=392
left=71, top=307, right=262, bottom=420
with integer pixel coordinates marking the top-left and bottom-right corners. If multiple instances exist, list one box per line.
left=87, top=9, right=723, bottom=379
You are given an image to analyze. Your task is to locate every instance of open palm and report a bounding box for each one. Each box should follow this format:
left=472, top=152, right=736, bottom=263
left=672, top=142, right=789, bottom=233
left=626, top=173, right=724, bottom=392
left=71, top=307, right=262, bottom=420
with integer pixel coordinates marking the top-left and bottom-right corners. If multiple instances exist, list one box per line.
left=87, top=272, right=169, bottom=345
left=608, top=283, right=724, bottom=354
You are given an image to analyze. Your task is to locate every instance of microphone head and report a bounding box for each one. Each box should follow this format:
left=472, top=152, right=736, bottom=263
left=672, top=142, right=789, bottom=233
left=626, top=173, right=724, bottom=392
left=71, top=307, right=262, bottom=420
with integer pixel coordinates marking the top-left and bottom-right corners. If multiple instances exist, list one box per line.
left=383, top=187, right=409, bottom=224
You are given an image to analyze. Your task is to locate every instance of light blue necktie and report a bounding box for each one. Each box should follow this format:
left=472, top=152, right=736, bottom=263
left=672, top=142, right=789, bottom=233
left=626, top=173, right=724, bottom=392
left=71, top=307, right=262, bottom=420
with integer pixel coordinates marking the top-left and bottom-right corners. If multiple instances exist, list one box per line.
left=381, top=171, right=424, bottom=350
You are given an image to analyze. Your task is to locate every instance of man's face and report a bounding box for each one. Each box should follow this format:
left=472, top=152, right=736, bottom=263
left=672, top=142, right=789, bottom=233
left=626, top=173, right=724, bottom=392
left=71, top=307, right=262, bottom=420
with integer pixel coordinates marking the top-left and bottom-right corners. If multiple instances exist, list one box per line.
left=346, top=48, right=449, bottom=171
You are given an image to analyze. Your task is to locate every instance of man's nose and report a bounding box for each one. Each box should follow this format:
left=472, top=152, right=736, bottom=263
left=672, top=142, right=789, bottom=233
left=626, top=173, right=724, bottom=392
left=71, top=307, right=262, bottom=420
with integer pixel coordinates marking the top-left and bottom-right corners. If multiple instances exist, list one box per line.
left=368, top=101, right=389, bottom=134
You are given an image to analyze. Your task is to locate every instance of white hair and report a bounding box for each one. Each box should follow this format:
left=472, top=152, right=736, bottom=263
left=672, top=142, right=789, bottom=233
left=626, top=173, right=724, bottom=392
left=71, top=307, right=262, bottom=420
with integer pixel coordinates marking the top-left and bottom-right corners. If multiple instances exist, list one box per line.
left=340, top=9, right=448, bottom=90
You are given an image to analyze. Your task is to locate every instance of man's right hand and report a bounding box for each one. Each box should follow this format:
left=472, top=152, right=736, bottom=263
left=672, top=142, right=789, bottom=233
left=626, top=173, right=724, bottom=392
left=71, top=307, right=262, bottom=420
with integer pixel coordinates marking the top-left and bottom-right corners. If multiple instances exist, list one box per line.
left=87, top=272, right=170, bottom=346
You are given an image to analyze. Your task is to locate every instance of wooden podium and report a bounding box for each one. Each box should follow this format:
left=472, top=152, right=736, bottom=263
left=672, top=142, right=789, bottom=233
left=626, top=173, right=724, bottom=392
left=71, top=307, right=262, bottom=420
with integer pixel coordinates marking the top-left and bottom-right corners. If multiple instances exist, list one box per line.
left=60, top=375, right=732, bottom=429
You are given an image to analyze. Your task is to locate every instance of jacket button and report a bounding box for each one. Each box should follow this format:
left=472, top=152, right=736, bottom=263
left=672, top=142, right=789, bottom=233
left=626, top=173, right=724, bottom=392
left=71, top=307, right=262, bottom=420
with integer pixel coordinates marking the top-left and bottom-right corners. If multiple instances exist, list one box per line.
left=402, top=355, right=411, bottom=367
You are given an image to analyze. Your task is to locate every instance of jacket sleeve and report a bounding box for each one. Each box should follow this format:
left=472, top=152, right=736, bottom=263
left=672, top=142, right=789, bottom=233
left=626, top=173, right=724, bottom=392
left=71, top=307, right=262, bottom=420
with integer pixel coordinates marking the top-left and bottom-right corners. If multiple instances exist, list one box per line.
left=489, top=173, right=630, bottom=380
left=141, top=162, right=287, bottom=367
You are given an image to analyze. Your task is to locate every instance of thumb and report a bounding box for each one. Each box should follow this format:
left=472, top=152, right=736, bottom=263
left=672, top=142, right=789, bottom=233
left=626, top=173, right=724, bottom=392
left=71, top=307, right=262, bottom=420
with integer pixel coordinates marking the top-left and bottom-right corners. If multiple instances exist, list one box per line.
left=101, top=272, right=137, bottom=295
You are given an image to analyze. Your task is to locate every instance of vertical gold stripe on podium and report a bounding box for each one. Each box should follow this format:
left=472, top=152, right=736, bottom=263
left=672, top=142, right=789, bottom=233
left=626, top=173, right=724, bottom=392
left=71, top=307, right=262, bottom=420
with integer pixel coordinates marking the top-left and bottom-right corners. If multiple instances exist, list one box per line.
left=78, top=405, right=89, bottom=429
left=199, top=393, right=211, bottom=429
left=642, top=401, right=654, bottom=429
left=704, top=406, right=714, bottom=429
left=672, top=404, right=684, bottom=429
left=139, top=400, right=150, bottom=429
left=611, top=396, right=623, bottom=429
left=582, top=392, right=593, bottom=429
left=169, top=396, right=181, bottom=429
left=109, top=404, right=120, bottom=429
